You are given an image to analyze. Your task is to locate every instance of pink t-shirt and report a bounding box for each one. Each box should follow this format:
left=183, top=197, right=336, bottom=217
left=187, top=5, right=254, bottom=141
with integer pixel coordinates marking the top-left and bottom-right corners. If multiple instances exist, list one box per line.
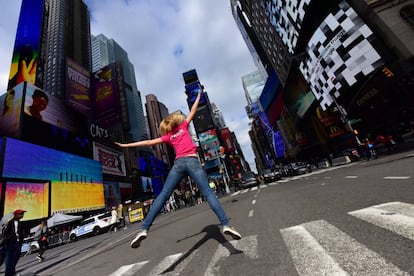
left=160, top=120, right=197, bottom=159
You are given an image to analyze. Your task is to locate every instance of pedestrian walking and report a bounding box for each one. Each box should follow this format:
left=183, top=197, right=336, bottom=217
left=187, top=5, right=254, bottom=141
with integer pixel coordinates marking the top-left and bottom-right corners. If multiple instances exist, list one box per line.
left=34, top=218, right=48, bottom=262
left=108, top=207, right=118, bottom=233
left=117, top=204, right=126, bottom=229
left=115, top=87, right=241, bottom=249
left=2, top=209, right=26, bottom=276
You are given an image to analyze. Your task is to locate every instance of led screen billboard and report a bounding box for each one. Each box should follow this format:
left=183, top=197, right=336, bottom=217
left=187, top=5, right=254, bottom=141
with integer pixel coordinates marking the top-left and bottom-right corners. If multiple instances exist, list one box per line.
left=299, top=1, right=383, bottom=110
left=65, top=58, right=92, bottom=118
left=24, top=83, right=84, bottom=134
left=2, top=138, right=104, bottom=214
left=219, top=128, right=235, bottom=153
left=8, top=0, right=44, bottom=90
left=199, top=129, right=221, bottom=161
left=3, top=180, right=49, bottom=221
left=182, top=69, right=199, bottom=85
left=264, top=0, right=312, bottom=54
left=93, top=142, right=126, bottom=176
left=193, top=105, right=214, bottom=133
left=185, top=82, right=207, bottom=106
left=92, top=63, right=123, bottom=128
left=0, top=83, right=24, bottom=138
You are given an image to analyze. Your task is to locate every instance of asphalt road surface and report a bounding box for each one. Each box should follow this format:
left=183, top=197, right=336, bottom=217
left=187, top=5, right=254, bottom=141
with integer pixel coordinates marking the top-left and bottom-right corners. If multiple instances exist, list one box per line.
left=6, top=149, right=414, bottom=276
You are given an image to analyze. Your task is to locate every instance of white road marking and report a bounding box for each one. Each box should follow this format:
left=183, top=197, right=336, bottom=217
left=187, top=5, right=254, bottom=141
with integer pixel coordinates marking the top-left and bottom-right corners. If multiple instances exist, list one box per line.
left=108, top=261, right=149, bottom=276
left=345, top=175, right=358, bottom=178
left=241, top=189, right=249, bottom=194
left=251, top=186, right=258, bottom=191
left=281, top=220, right=408, bottom=276
left=231, top=191, right=241, bottom=196
left=348, top=202, right=414, bottom=240
left=384, top=176, right=411, bottom=180
left=205, top=235, right=258, bottom=276
left=248, top=210, right=254, bottom=217
left=252, top=200, right=256, bottom=205
left=148, top=253, right=186, bottom=276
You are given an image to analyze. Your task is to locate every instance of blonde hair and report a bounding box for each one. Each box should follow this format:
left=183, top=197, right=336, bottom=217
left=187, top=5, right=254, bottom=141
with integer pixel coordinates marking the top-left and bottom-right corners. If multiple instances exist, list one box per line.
left=159, top=112, right=185, bottom=135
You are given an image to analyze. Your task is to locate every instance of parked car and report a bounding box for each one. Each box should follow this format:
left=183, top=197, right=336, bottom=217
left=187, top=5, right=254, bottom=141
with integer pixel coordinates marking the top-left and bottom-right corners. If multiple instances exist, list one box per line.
left=239, top=171, right=260, bottom=189
left=69, top=212, right=112, bottom=241
left=261, top=168, right=282, bottom=183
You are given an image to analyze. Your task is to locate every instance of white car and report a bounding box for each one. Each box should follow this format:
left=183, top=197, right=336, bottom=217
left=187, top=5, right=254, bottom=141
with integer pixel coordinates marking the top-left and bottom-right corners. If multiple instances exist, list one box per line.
left=69, top=212, right=112, bottom=241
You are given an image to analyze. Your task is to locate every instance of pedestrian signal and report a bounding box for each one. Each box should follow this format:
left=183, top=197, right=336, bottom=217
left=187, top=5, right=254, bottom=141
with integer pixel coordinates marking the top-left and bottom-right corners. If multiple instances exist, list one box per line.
left=382, top=67, right=394, bottom=77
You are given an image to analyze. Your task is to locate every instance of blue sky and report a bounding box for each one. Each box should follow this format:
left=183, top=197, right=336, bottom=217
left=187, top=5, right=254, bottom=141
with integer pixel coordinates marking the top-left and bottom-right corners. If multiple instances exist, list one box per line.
left=0, top=0, right=258, bottom=170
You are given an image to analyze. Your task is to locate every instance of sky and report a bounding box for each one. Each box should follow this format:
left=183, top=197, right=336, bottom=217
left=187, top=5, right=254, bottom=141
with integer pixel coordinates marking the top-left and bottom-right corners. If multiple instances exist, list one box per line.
left=0, top=0, right=258, bottom=171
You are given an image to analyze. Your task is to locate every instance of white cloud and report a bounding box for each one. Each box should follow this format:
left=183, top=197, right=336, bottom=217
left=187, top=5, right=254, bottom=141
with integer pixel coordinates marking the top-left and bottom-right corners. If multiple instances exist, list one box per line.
left=0, top=0, right=257, bottom=167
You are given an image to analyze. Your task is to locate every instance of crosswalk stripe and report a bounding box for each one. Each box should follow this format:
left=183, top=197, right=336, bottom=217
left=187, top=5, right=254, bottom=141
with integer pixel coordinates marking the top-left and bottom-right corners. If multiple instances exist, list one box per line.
left=348, top=202, right=414, bottom=240
left=281, top=220, right=408, bottom=276
left=147, top=253, right=183, bottom=275
left=108, top=261, right=149, bottom=276
left=205, top=235, right=258, bottom=276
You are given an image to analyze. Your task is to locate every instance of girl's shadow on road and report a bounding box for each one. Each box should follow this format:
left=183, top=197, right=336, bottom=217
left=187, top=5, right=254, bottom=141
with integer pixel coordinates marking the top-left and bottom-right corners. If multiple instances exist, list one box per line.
left=161, top=224, right=243, bottom=274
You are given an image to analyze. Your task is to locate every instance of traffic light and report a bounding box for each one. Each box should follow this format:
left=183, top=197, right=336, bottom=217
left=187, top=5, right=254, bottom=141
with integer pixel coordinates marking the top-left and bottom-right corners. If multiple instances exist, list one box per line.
left=382, top=66, right=394, bottom=77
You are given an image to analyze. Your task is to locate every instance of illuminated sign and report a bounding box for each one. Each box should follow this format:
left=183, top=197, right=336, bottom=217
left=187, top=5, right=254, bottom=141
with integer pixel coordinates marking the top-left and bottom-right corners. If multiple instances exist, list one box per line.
left=2, top=138, right=104, bottom=214
left=299, top=1, right=383, bottom=110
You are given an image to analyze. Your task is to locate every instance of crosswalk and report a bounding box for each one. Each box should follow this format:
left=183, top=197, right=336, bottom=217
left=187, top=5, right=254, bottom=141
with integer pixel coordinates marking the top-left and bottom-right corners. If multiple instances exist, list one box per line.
left=109, top=201, right=414, bottom=275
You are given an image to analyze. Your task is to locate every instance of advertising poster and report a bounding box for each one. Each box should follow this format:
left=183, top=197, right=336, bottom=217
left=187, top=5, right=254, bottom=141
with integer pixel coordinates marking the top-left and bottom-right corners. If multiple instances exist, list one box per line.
left=93, top=142, right=126, bottom=176
left=0, top=83, right=24, bottom=138
left=24, top=83, right=84, bottom=134
left=92, top=63, right=122, bottom=128
left=7, top=0, right=43, bottom=90
left=199, top=129, right=221, bottom=161
left=299, top=1, right=383, bottom=110
left=2, top=138, right=104, bottom=214
left=104, top=182, right=121, bottom=210
left=65, top=58, right=92, bottom=118
left=3, top=181, right=49, bottom=221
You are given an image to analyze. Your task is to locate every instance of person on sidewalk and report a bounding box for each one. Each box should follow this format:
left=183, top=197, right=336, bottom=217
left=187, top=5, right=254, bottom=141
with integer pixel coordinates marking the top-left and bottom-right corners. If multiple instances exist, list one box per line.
left=3, top=209, right=26, bottom=276
left=34, top=218, right=48, bottom=262
left=108, top=207, right=118, bottom=233
left=115, top=86, right=241, bottom=249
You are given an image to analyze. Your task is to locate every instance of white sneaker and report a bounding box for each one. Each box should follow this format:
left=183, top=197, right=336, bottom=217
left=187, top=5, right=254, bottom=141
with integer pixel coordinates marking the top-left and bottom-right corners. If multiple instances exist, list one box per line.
left=222, top=225, right=242, bottom=240
left=130, top=230, right=148, bottom=248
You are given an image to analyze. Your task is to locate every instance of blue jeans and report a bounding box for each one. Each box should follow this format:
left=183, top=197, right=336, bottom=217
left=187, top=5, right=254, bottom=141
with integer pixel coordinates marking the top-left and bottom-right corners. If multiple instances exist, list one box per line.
left=141, top=157, right=229, bottom=230
left=4, top=243, right=21, bottom=276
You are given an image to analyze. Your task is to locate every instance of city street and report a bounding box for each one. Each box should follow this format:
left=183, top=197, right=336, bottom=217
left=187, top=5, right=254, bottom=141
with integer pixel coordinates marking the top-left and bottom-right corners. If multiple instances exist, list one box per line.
left=8, top=149, right=414, bottom=276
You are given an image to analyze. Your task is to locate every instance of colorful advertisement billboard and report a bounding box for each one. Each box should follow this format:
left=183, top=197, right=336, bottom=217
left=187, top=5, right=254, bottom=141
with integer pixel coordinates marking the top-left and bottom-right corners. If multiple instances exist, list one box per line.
left=299, top=1, right=383, bottom=110
left=2, top=138, right=104, bottom=214
left=8, top=0, right=44, bottom=90
left=93, top=142, right=126, bottom=176
left=24, top=83, right=84, bottom=134
left=3, top=180, right=49, bottom=221
left=199, top=129, right=221, bottom=161
left=65, top=58, right=92, bottom=118
left=92, top=63, right=123, bottom=127
left=0, top=83, right=24, bottom=138
left=185, top=82, right=207, bottom=107
left=219, top=128, right=235, bottom=153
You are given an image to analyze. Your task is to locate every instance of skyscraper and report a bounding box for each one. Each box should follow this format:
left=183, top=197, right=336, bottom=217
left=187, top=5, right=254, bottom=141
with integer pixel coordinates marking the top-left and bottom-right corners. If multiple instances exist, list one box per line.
left=145, top=94, right=174, bottom=166
left=41, top=0, right=92, bottom=98
left=91, top=34, right=148, bottom=142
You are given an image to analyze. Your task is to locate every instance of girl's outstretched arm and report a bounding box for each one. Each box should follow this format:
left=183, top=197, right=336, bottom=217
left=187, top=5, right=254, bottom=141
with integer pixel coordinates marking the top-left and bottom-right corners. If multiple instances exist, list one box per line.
left=115, top=137, right=163, bottom=148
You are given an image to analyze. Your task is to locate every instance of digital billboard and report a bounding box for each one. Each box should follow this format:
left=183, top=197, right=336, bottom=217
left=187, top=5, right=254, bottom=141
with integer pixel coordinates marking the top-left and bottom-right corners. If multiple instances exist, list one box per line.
left=65, top=58, right=92, bottom=118
left=193, top=105, right=214, bottom=133
left=264, top=0, right=312, bottom=54
left=182, top=69, right=199, bottom=85
left=299, top=1, right=383, bottom=110
left=185, top=82, right=207, bottom=106
left=24, top=83, right=84, bottom=134
left=92, top=63, right=123, bottom=128
left=3, top=180, right=49, bottom=221
left=0, top=83, right=24, bottom=138
left=199, top=129, right=221, bottom=161
left=2, top=138, right=104, bottom=214
left=8, top=0, right=44, bottom=90
left=93, top=142, right=126, bottom=176
left=219, top=128, right=235, bottom=153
